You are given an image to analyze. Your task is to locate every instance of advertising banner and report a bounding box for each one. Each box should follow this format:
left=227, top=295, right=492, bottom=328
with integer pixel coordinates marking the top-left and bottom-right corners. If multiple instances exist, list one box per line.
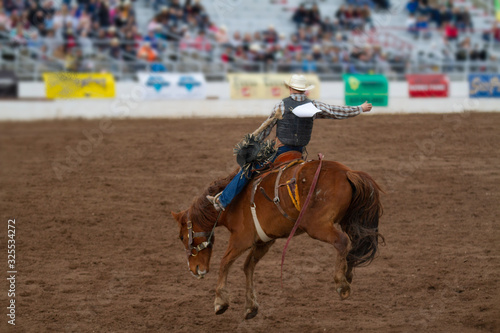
left=496, top=0, right=500, bottom=21
left=343, top=74, right=388, bottom=106
left=0, top=71, right=18, bottom=98
left=407, top=74, right=449, bottom=97
left=43, top=73, right=115, bottom=99
left=469, top=74, right=500, bottom=98
left=227, top=74, right=320, bottom=100
left=137, top=73, right=206, bottom=100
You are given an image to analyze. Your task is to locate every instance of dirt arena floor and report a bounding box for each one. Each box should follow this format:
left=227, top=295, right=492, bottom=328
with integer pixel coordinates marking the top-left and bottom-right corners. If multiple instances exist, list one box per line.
left=0, top=112, right=499, bottom=332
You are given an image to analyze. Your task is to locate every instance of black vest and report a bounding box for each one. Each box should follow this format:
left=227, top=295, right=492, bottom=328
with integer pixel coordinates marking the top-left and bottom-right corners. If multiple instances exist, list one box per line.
left=276, top=96, right=314, bottom=147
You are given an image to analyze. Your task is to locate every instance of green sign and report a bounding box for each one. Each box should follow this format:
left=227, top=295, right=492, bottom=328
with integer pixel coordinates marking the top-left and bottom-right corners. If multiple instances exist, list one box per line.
left=343, top=74, right=388, bottom=107
left=496, top=0, right=500, bottom=21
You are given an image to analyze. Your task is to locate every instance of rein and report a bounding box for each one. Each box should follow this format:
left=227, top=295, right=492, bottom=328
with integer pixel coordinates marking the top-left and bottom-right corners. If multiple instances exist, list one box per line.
left=186, top=210, right=222, bottom=257
left=280, top=153, right=324, bottom=287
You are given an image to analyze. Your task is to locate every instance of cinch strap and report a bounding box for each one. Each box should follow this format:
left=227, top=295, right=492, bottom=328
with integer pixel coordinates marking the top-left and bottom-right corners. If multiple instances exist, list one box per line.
left=250, top=178, right=273, bottom=242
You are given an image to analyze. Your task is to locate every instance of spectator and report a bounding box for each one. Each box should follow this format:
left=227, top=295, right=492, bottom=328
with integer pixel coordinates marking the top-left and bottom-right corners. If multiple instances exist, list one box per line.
left=27, top=0, right=41, bottom=27
left=215, top=25, right=229, bottom=45
left=122, top=42, right=137, bottom=63
left=286, top=34, right=301, bottom=53
left=373, top=0, right=390, bottom=10
left=321, top=17, right=338, bottom=34
left=0, top=8, right=11, bottom=29
left=416, top=0, right=430, bottom=17
left=79, top=29, right=93, bottom=57
left=94, top=28, right=108, bottom=52
left=439, top=5, right=453, bottom=25
left=292, top=4, right=308, bottom=28
left=415, top=15, right=430, bottom=38
left=428, top=3, right=442, bottom=28
left=87, top=21, right=100, bottom=38
left=470, top=44, right=487, bottom=61
left=137, top=41, right=157, bottom=62
left=97, top=0, right=110, bottom=27
left=143, top=30, right=159, bottom=50
left=455, top=36, right=471, bottom=61
left=406, top=13, right=418, bottom=36
left=53, top=5, right=77, bottom=32
left=454, top=7, right=472, bottom=32
left=109, top=37, right=121, bottom=59
left=77, top=9, right=92, bottom=32
left=263, top=25, right=278, bottom=44
left=65, top=48, right=83, bottom=71
left=240, top=32, right=252, bottom=52
left=360, top=5, right=373, bottom=30
left=220, top=46, right=233, bottom=64
left=444, top=21, right=458, bottom=41
left=42, top=28, right=59, bottom=56
left=114, top=0, right=134, bottom=29
left=308, top=4, right=322, bottom=26
left=27, top=30, right=43, bottom=56
left=231, top=31, right=242, bottom=48
left=62, top=27, right=77, bottom=54
left=179, top=31, right=194, bottom=53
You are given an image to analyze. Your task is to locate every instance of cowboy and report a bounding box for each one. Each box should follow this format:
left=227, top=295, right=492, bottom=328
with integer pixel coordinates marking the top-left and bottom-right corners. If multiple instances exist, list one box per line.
left=207, top=74, right=372, bottom=211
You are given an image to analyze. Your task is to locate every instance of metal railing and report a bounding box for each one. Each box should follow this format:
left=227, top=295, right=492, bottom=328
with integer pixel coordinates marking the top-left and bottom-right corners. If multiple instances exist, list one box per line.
left=1, top=37, right=499, bottom=81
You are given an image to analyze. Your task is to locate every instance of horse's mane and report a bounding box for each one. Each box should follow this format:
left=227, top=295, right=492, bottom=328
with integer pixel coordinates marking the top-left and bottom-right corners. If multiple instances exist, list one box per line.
left=189, top=168, right=239, bottom=229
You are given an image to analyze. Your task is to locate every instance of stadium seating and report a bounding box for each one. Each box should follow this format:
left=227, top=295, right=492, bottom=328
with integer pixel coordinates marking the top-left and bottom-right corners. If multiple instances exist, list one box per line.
left=0, top=0, right=497, bottom=81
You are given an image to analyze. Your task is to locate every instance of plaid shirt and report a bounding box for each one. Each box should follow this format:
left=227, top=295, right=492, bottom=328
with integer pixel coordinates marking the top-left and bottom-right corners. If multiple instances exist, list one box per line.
left=256, top=93, right=362, bottom=141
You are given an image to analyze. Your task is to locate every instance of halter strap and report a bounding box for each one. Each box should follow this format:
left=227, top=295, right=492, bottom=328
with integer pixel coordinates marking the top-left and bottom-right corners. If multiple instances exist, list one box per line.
left=186, top=211, right=222, bottom=257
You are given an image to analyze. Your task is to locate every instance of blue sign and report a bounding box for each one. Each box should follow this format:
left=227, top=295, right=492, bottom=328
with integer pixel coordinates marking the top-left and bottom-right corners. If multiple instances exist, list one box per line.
left=178, top=76, right=201, bottom=91
left=469, top=74, right=500, bottom=98
left=146, top=76, right=170, bottom=92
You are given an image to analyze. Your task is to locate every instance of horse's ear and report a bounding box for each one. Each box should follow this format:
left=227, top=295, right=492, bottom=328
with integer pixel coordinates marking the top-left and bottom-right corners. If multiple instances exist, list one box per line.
left=171, top=211, right=180, bottom=222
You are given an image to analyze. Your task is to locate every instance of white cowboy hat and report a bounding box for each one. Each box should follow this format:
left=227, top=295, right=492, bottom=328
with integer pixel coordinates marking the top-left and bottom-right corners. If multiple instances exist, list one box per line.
left=284, top=74, right=315, bottom=91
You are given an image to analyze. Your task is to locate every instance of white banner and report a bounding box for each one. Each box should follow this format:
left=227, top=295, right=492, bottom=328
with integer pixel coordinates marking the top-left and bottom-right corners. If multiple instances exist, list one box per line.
left=137, top=72, right=206, bottom=100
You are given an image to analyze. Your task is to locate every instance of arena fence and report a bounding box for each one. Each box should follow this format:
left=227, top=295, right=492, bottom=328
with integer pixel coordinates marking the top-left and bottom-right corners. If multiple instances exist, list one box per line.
left=0, top=38, right=499, bottom=82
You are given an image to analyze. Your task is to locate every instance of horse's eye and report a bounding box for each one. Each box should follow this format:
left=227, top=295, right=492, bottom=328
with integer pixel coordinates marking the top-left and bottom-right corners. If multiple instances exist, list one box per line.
left=180, top=235, right=184, bottom=241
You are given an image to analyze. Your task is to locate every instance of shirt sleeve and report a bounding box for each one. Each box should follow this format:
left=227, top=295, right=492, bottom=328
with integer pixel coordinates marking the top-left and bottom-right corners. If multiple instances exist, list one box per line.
left=311, top=100, right=362, bottom=119
left=255, top=101, right=282, bottom=141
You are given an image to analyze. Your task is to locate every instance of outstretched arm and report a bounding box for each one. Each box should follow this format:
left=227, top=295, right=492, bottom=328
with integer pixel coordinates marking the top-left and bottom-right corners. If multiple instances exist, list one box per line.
left=252, top=101, right=284, bottom=141
left=312, top=100, right=372, bottom=119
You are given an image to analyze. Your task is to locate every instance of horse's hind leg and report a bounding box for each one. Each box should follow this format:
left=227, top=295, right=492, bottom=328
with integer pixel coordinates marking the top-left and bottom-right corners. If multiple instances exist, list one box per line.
left=304, top=222, right=351, bottom=300
left=243, top=240, right=275, bottom=320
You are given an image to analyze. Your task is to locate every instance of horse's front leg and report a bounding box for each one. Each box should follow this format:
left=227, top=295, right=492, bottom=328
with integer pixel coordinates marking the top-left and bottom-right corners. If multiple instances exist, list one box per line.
left=214, top=235, right=252, bottom=315
left=243, top=240, right=275, bottom=320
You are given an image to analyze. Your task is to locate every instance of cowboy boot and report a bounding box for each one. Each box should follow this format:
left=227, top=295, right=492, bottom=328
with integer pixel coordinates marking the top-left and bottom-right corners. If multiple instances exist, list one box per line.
left=206, top=192, right=225, bottom=212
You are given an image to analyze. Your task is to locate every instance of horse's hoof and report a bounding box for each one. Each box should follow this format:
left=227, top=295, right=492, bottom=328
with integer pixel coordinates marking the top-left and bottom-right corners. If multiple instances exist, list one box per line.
left=244, top=307, right=259, bottom=320
left=336, top=285, right=351, bottom=300
left=215, top=304, right=229, bottom=315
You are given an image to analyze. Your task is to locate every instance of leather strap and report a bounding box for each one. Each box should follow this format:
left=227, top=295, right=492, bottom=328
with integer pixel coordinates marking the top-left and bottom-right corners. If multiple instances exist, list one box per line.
left=281, top=153, right=325, bottom=286
left=273, top=166, right=295, bottom=221
left=250, top=178, right=273, bottom=242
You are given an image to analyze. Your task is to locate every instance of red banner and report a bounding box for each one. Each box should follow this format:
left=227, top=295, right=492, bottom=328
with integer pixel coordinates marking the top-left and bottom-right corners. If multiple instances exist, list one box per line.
left=407, top=74, right=449, bottom=97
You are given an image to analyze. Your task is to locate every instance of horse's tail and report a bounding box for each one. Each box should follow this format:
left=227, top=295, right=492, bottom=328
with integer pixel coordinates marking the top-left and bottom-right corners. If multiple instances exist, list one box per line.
left=340, top=170, right=384, bottom=268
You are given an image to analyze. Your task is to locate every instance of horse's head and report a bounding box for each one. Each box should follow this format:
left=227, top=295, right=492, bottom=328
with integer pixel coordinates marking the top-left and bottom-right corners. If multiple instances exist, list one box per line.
left=171, top=209, right=214, bottom=279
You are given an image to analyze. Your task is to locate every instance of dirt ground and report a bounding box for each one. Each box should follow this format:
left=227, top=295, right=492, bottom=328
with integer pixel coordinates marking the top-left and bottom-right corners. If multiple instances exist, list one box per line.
left=0, top=112, right=499, bottom=333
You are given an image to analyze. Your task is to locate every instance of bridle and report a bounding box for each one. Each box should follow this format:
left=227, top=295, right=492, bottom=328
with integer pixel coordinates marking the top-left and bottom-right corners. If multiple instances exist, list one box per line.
left=185, top=211, right=222, bottom=257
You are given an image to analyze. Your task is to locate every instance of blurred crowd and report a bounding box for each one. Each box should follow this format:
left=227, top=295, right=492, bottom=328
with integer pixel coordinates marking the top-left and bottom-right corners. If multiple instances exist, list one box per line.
left=214, top=1, right=410, bottom=75
left=406, top=0, right=473, bottom=39
left=0, top=0, right=213, bottom=71
left=0, top=0, right=496, bottom=74
left=406, top=0, right=497, bottom=64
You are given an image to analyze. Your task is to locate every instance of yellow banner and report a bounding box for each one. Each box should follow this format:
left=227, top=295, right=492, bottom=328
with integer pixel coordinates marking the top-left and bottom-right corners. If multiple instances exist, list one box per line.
left=43, top=73, right=115, bottom=99
left=227, top=74, right=320, bottom=100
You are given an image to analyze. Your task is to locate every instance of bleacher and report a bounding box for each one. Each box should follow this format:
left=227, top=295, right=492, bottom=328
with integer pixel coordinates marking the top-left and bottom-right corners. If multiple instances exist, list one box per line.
left=0, top=0, right=498, bottom=81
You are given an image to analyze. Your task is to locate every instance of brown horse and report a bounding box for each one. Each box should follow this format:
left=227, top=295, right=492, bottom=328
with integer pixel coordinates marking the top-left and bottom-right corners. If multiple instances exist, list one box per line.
left=171, top=157, right=383, bottom=319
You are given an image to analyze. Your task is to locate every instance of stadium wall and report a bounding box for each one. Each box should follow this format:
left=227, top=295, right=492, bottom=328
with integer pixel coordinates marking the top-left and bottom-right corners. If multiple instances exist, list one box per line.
left=0, top=81, right=497, bottom=121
